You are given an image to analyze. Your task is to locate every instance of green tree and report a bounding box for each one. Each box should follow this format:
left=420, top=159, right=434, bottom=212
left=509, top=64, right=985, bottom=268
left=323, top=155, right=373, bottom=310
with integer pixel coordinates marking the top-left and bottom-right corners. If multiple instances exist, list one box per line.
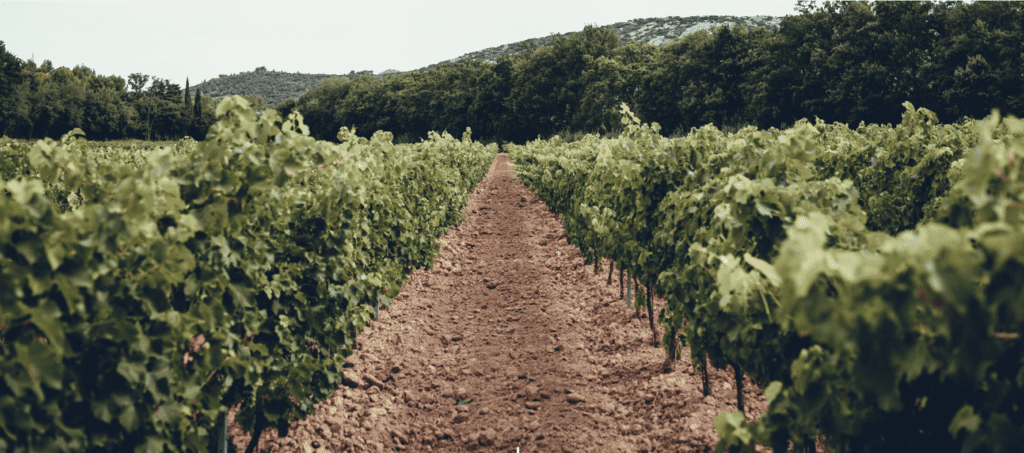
left=381, top=72, right=429, bottom=141
left=193, top=87, right=202, bottom=117
left=925, top=0, right=1024, bottom=121
left=466, top=58, right=514, bottom=143
left=607, top=39, right=660, bottom=115
left=136, top=84, right=164, bottom=140
left=450, top=60, right=503, bottom=143
left=738, top=1, right=829, bottom=129
left=81, top=84, right=122, bottom=140
left=568, top=35, right=664, bottom=139
left=154, top=97, right=185, bottom=140
left=504, top=45, right=567, bottom=142
left=417, top=62, right=484, bottom=140
left=384, top=59, right=503, bottom=143
left=865, top=1, right=943, bottom=122
left=38, top=59, right=54, bottom=74
left=804, top=1, right=909, bottom=126
left=86, top=74, right=126, bottom=94
left=116, top=100, right=138, bottom=139
left=163, top=80, right=183, bottom=103
left=678, top=24, right=749, bottom=130
left=190, top=89, right=219, bottom=140
left=273, top=97, right=298, bottom=122
left=0, top=40, right=27, bottom=137
left=503, top=26, right=620, bottom=142
left=571, top=54, right=631, bottom=136
left=135, top=91, right=154, bottom=140
left=71, top=64, right=95, bottom=81
left=332, top=76, right=390, bottom=141
left=192, top=87, right=203, bottom=138
left=131, top=77, right=184, bottom=139
left=184, top=77, right=193, bottom=135
left=637, top=29, right=716, bottom=136
left=296, top=76, right=353, bottom=141
left=148, top=78, right=182, bottom=104
left=739, top=19, right=792, bottom=129
left=5, top=74, right=34, bottom=138
left=21, top=71, right=60, bottom=139
left=22, top=58, right=37, bottom=74
left=126, top=73, right=149, bottom=101
left=474, top=46, right=543, bottom=144
left=41, top=66, right=87, bottom=139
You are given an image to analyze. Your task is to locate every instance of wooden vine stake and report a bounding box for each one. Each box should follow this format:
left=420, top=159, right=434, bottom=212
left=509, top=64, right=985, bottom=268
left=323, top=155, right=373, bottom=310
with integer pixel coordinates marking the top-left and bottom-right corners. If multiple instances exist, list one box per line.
left=668, top=323, right=678, bottom=362
left=804, top=434, right=817, bottom=453
left=646, top=280, right=657, bottom=344
left=619, top=267, right=624, bottom=299
left=244, top=397, right=266, bottom=453
left=698, top=351, right=711, bottom=397
left=734, top=362, right=745, bottom=417
left=622, top=266, right=630, bottom=305
left=634, top=276, right=642, bottom=318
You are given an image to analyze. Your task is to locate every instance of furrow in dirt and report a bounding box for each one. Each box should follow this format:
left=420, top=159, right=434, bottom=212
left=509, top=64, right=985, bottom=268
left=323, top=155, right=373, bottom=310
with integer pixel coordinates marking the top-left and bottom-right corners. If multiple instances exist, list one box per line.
left=225, top=153, right=830, bottom=453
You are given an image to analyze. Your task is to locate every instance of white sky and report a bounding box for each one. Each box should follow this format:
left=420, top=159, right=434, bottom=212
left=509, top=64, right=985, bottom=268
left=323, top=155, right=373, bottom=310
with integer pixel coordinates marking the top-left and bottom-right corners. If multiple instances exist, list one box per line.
left=0, top=0, right=805, bottom=90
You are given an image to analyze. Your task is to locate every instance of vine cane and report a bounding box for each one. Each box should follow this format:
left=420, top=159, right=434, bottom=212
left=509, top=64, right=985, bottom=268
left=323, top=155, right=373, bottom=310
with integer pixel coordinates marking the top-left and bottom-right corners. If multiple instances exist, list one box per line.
left=647, top=281, right=657, bottom=344
left=734, top=362, right=745, bottom=417
left=634, top=276, right=642, bottom=318
left=243, top=398, right=266, bottom=453
left=619, top=267, right=624, bottom=298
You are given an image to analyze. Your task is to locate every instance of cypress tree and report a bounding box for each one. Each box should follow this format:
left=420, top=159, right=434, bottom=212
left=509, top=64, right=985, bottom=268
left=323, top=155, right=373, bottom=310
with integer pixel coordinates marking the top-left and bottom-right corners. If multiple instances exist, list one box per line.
left=193, top=88, right=202, bottom=138
left=184, top=78, right=192, bottom=109
left=184, top=78, right=193, bottom=135
left=193, top=88, right=202, bottom=119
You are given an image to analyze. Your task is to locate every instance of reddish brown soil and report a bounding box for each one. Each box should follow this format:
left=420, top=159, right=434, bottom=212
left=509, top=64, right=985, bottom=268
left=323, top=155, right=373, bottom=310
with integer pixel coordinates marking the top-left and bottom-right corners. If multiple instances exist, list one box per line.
left=224, top=153, right=831, bottom=453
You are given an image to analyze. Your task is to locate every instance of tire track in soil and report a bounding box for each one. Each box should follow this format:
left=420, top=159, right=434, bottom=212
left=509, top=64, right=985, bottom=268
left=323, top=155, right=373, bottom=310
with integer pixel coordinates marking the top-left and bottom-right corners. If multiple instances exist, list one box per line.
left=225, top=153, right=831, bottom=452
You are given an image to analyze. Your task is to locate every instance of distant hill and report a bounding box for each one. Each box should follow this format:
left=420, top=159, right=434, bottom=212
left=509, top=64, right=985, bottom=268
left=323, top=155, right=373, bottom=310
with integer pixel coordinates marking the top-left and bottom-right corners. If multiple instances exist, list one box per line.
left=187, top=15, right=784, bottom=110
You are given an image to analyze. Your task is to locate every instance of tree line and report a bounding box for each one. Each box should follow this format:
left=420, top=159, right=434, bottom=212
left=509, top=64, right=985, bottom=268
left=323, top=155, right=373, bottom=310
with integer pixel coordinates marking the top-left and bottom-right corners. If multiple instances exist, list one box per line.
left=281, top=0, right=1022, bottom=147
left=1, top=0, right=1021, bottom=145
left=0, top=48, right=265, bottom=142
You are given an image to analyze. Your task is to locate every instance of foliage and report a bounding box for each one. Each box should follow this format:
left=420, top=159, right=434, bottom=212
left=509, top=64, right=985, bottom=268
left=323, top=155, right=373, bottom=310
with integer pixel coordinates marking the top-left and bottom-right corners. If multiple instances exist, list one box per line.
left=509, top=100, right=1024, bottom=453
left=0, top=96, right=496, bottom=452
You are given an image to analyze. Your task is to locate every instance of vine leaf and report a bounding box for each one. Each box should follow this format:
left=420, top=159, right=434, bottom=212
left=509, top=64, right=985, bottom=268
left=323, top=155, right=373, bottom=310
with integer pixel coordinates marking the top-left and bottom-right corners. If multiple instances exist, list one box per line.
left=743, top=253, right=780, bottom=287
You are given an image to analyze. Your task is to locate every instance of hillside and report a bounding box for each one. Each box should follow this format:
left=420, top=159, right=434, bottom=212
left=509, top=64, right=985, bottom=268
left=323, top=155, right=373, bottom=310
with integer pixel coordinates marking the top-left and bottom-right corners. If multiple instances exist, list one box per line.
left=187, top=15, right=783, bottom=110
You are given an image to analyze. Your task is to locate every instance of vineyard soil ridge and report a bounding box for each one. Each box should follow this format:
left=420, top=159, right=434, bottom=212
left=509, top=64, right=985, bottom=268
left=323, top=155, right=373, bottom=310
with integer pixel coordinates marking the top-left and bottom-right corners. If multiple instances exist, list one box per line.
left=223, top=153, right=830, bottom=453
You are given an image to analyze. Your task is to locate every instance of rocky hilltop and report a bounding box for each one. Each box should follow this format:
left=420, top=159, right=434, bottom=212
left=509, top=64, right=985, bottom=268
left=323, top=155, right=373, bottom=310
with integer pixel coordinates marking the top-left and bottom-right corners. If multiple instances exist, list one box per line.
left=420, top=15, right=782, bottom=71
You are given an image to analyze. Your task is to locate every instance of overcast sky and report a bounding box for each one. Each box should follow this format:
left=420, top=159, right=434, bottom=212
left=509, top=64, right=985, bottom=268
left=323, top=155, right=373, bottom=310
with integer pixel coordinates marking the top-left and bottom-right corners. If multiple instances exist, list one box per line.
left=0, top=0, right=806, bottom=90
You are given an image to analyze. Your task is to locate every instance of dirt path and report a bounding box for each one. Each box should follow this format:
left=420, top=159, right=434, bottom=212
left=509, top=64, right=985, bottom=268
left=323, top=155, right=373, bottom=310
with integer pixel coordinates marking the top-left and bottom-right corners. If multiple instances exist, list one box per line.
left=225, top=153, right=828, bottom=453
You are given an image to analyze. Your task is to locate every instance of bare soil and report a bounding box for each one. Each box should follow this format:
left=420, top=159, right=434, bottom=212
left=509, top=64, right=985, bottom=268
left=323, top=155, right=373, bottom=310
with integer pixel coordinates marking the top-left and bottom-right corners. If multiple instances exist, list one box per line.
left=224, top=153, right=830, bottom=453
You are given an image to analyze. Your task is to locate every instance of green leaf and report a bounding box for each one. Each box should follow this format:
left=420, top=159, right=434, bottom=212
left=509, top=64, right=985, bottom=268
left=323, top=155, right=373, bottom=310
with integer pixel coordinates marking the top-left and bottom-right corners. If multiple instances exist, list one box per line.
left=175, top=214, right=201, bottom=243
left=764, top=381, right=783, bottom=405
left=118, top=403, right=140, bottom=432
left=714, top=410, right=752, bottom=445
left=10, top=341, right=59, bottom=400
left=91, top=398, right=115, bottom=423
left=743, top=253, right=780, bottom=287
left=116, top=359, right=147, bottom=386
left=754, top=200, right=776, bottom=217
left=948, top=404, right=982, bottom=438
left=182, top=384, right=203, bottom=402
left=22, top=301, right=67, bottom=357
